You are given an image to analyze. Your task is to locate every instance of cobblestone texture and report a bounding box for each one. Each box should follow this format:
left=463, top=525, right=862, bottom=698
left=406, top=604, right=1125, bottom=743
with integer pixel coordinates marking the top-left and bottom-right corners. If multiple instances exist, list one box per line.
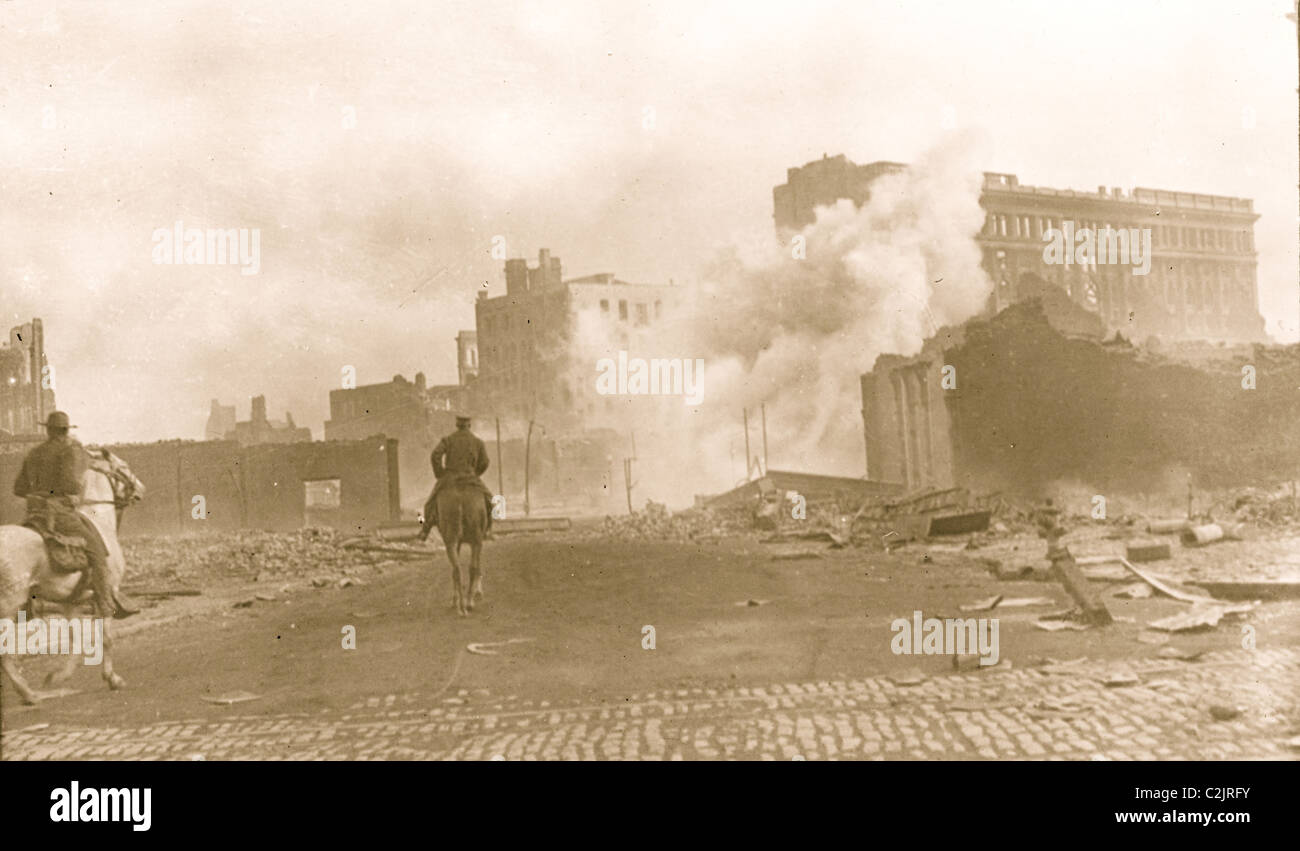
left=4, top=648, right=1298, bottom=760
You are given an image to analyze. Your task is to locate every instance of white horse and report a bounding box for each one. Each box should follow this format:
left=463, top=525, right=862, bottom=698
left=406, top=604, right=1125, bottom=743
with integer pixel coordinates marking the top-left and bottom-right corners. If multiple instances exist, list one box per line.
left=0, top=449, right=142, bottom=704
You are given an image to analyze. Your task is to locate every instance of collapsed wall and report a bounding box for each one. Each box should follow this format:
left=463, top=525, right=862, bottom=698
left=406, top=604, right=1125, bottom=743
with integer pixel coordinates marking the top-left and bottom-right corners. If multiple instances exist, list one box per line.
left=863, top=297, right=1300, bottom=498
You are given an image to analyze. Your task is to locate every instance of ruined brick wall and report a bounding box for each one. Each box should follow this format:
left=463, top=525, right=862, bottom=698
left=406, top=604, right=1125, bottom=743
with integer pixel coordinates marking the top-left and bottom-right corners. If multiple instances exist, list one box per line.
left=944, top=303, right=1300, bottom=496
left=0, top=437, right=400, bottom=536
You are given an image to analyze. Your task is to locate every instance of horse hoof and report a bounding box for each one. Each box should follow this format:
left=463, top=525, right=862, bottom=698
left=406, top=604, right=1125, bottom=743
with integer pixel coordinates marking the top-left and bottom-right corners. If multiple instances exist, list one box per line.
left=106, top=673, right=126, bottom=691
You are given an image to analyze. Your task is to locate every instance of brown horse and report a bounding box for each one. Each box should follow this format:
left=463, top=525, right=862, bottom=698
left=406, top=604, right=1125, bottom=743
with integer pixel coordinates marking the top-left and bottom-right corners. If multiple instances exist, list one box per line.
left=0, top=449, right=142, bottom=704
left=435, top=478, right=487, bottom=616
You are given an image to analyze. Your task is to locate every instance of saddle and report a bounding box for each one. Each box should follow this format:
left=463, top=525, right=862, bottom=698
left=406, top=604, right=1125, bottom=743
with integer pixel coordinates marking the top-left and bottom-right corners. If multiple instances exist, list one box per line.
left=23, top=500, right=91, bottom=574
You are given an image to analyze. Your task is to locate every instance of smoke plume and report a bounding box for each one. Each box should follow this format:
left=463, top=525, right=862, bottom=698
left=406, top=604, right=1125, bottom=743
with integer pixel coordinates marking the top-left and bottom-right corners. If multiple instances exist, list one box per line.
left=570, top=136, right=994, bottom=507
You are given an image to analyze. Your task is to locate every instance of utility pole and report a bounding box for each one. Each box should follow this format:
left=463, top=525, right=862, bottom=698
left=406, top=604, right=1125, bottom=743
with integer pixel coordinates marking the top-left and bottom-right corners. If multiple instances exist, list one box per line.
left=495, top=416, right=503, bottom=498
left=761, top=403, right=769, bottom=476
left=524, top=418, right=534, bottom=517
left=623, top=431, right=637, bottom=514
left=742, top=408, right=751, bottom=478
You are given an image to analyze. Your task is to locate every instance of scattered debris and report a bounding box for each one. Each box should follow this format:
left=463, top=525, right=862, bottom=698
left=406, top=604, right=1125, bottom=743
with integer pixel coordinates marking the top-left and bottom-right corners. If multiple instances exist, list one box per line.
left=1125, top=539, right=1171, bottom=563
left=1038, top=658, right=1090, bottom=675
left=1034, top=697, right=1086, bottom=713
left=201, top=691, right=262, bottom=706
left=466, top=638, right=535, bottom=656
left=1156, top=646, right=1205, bottom=661
left=769, top=551, right=823, bottom=561
left=1102, top=670, right=1140, bottom=687
left=1077, top=561, right=1132, bottom=582
left=735, top=599, right=769, bottom=607
left=1036, top=620, right=1091, bottom=632
left=1148, top=603, right=1254, bottom=633
left=994, top=563, right=1050, bottom=581
left=120, top=587, right=202, bottom=599
left=1188, top=580, right=1300, bottom=601
left=232, top=599, right=255, bottom=609
left=1113, top=582, right=1154, bottom=599
left=888, top=670, right=927, bottom=686
left=1182, top=523, right=1228, bottom=547
left=1109, top=556, right=1216, bottom=604
left=994, top=596, right=1053, bottom=607
left=254, top=593, right=277, bottom=602
left=1208, top=704, right=1242, bottom=721
left=959, top=594, right=1003, bottom=612
left=1147, top=518, right=1191, bottom=535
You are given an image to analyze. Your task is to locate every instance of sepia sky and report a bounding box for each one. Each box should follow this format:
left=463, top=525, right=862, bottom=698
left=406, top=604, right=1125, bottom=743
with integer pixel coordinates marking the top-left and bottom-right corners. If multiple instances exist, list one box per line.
left=2, top=0, right=1296, bottom=444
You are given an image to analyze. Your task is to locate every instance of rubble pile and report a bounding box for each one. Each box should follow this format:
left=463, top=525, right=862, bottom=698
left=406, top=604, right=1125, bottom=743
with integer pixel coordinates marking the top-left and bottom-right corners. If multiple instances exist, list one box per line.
left=1216, top=484, right=1299, bottom=529
left=583, top=502, right=756, bottom=542
left=121, top=528, right=412, bottom=587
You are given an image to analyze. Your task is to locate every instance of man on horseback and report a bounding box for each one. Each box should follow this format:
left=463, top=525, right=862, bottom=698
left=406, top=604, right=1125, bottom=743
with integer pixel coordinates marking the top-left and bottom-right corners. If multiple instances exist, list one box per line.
left=417, top=414, right=494, bottom=541
left=11, top=411, right=140, bottom=619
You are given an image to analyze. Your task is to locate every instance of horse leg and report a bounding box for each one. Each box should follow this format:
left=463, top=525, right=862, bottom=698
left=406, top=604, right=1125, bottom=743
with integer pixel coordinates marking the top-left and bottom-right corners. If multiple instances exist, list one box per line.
left=1, top=654, right=40, bottom=705
left=468, top=543, right=483, bottom=609
left=100, top=615, right=124, bottom=690
left=446, top=538, right=466, bottom=616
left=43, top=602, right=80, bottom=688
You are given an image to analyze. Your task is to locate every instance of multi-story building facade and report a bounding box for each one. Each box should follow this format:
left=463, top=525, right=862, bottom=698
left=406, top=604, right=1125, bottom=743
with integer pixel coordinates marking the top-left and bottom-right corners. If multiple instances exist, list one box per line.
left=0, top=318, right=55, bottom=437
left=474, top=249, right=684, bottom=424
left=775, top=154, right=1265, bottom=342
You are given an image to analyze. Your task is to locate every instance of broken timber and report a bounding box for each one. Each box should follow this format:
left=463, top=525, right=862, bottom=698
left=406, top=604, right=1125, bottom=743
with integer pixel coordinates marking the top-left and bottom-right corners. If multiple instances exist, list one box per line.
left=1037, top=504, right=1112, bottom=626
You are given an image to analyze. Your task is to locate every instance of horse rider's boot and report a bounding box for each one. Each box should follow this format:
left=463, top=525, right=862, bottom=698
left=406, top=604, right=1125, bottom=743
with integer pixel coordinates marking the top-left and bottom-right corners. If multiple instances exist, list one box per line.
left=418, top=489, right=438, bottom=541
left=87, top=550, right=139, bottom=619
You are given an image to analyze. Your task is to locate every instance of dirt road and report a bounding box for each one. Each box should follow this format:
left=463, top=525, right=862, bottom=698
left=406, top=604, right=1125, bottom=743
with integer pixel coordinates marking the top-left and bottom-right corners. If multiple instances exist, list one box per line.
left=3, top=535, right=1298, bottom=759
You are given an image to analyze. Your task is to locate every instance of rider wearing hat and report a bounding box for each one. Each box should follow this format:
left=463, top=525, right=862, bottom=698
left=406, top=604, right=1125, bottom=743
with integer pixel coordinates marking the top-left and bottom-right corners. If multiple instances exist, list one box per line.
left=418, top=413, right=495, bottom=541
left=12, top=411, right=140, bottom=619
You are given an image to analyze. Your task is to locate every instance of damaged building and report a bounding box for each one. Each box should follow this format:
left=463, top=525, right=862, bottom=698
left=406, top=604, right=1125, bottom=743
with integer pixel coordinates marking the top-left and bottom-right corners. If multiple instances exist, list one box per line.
left=206, top=394, right=313, bottom=445
left=775, top=154, right=1266, bottom=343
left=323, top=335, right=476, bottom=508
left=861, top=295, right=1300, bottom=497
left=0, top=318, right=56, bottom=438
left=474, top=248, right=686, bottom=423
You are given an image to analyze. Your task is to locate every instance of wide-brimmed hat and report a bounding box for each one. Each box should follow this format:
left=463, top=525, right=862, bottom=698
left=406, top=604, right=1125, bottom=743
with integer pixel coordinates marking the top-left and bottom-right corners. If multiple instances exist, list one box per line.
left=43, top=411, right=74, bottom=429
left=454, top=413, right=472, bottom=426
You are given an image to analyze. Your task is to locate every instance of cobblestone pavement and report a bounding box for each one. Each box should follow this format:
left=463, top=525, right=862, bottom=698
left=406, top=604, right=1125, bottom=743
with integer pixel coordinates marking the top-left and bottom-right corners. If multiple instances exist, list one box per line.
left=4, top=647, right=1298, bottom=760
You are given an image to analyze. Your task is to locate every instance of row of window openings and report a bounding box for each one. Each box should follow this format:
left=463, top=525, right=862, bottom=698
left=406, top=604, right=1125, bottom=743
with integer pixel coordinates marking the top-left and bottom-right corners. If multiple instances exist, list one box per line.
left=1003, top=273, right=1250, bottom=314
left=985, top=215, right=1253, bottom=252
left=994, top=248, right=1253, bottom=281
left=480, top=298, right=664, bottom=335
left=597, top=299, right=663, bottom=324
